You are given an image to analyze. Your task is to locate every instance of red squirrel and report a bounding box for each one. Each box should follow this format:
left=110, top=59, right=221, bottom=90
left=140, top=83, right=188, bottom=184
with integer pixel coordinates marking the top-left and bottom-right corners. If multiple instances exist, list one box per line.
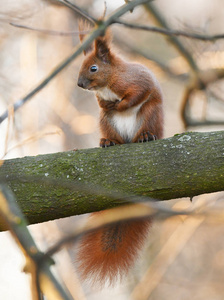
left=77, top=28, right=164, bottom=284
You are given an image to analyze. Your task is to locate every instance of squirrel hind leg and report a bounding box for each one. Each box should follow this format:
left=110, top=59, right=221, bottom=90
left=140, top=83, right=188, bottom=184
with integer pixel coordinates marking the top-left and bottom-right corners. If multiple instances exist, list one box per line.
left=76, top=218, right=151, bottom=286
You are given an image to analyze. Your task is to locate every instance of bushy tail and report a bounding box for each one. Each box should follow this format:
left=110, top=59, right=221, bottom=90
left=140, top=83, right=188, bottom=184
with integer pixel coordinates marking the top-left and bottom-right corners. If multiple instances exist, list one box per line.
left=76, top=213, right=151, bottom=285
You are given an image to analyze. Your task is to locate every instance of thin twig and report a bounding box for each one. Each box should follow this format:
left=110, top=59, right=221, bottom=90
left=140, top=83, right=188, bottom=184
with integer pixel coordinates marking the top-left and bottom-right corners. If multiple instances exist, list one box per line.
left=2, top=129, right=61, bottom=159
left=117, top=20, right=224, bottom=41
left=102, top=1, right=107, bottom=19
left=10, top=22, right=88, bottom=36
left=57, top=0, right=96, bottom=24
left=3, top=105, right=14, bottom=157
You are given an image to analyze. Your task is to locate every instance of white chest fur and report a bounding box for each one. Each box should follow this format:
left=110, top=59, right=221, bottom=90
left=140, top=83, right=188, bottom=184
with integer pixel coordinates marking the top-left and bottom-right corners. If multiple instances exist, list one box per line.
left=97, top=87, right=143, bottom=142
left=111, top=105, right=142, bottom=143
left=96, top=87, right=121, bottom=102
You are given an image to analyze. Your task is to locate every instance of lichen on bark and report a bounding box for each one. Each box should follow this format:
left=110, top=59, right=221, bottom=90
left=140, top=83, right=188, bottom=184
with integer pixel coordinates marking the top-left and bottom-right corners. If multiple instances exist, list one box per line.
left=0, top=131, right=223, bottom=227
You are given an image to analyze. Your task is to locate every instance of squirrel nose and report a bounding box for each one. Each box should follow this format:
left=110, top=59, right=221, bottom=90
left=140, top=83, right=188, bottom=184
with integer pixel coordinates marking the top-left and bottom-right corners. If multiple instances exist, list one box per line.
left=77, top=80, right=84, bottom=88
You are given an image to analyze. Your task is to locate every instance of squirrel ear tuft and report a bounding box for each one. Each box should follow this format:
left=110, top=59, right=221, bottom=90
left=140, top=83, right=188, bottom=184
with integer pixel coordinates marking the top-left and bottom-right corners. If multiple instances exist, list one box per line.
left=95, top=30, right=112, bottom=63
left=78, top=20, right=93, bottom=56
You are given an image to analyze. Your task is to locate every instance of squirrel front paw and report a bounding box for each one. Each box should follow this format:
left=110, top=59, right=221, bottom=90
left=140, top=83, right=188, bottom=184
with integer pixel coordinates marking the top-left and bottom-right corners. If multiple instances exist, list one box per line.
left=98, top=99, right=119, bottom=111
left=137, top=131, right=157, bottom=143
left=100, top=138, right=116, bottom=148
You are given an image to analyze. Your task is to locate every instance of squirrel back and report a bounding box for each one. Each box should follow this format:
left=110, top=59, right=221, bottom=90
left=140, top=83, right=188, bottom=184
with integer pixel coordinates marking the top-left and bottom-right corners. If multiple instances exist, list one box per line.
left=77, top=26, right=163, bottom=285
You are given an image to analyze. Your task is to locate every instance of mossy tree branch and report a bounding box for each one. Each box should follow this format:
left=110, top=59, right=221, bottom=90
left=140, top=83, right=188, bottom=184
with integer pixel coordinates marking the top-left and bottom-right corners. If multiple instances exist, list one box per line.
left=0, top=131, right=224, bottom=229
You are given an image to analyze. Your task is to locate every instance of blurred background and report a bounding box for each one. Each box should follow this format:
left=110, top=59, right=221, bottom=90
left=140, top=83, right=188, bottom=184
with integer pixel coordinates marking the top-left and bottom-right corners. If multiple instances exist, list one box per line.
left=0, top=0, right=224, bottom=299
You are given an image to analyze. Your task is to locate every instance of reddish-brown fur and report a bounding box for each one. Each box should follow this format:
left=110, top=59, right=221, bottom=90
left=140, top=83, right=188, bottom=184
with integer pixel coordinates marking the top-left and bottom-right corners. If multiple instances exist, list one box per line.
left=77, top=27, right=164, bottom=285
left=77, top=213, right=151, bottom=285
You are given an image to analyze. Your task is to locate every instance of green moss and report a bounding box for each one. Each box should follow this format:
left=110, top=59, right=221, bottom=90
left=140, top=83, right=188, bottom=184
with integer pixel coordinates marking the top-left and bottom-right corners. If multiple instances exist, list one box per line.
left=0, top=131, right=223, bottom=226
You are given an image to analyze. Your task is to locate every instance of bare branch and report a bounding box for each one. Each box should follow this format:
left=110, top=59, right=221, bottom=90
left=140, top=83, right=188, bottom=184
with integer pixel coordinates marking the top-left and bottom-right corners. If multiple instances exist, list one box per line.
left=57, top=0, right=96, bottom=24
left=10, top=22, right=84, bottom=36
left=117, top=20, right=224, bottom=41
left=0, top=184, right=73, bottom=300
left=102, top=1, right=107, bottom=19
left=144, top=2, right=199, bottom=73
left=181, top=68, right=224, bottom=128
left=44, top=203, right=191, bottom=259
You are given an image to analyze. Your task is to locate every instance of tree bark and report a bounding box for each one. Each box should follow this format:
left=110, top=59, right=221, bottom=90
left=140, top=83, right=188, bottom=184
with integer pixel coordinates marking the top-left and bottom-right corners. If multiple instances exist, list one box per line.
left=0, top=131, right=224, bottom=227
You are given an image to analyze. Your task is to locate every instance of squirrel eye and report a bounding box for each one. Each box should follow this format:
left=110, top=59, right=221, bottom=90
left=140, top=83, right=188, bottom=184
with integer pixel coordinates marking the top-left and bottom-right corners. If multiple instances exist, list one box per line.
left=90, top=65, right=98, bottom=73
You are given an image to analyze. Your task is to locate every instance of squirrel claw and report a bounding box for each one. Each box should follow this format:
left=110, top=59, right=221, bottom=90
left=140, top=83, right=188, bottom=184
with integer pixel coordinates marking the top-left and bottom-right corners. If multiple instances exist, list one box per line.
left=138, top=131, right=157, bottom=143
left=100, top=138, right=116, bottom=148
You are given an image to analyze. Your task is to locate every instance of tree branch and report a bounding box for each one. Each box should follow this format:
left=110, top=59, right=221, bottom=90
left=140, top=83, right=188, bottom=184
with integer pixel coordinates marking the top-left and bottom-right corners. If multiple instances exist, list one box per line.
left=10, top=22, right=85, bottom=36
left=58, top=0, right=97, bottom=24
left=181, top=69, right=224, bottom=128
left=144, top=2, right=199, bottom=73
left=0, top=131, right=224, bottom=228
left=0, top=184, right=73, bottom=300
left=116, top=20, right=224, bottom=41
left=143, top=3, right=224, bottom=129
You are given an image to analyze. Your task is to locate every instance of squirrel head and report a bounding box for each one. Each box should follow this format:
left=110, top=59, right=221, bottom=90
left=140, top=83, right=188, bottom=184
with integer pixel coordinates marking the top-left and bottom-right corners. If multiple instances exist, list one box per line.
left=77, top=30, right=114, bottom=91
